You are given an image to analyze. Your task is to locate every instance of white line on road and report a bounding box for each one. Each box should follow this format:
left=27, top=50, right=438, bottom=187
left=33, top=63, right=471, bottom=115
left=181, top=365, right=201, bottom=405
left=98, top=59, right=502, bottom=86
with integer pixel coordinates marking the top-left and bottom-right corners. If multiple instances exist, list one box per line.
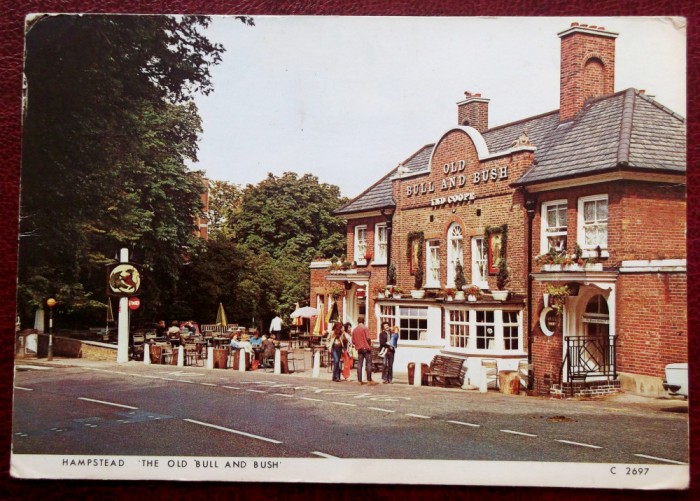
left=405, top=413, right=431, bottom=419
left=300, top=397, right=323, bottom=402
left=311, top=451, right=339, bottom=458
left=14, top=386, right=33, bottom=391
left=273, top=393, right=293, bottom=398
left=184, top=419, right=282, bottom=444
left=199, top=383, right=217, bottom=387
left=77, top=397, right=139, bottom=410
left=178, top=380, right=196, bottom=384
left=556, top=439, right=602, bottom=449
left=330, top=401, right=356, bottom=407
left=222, top=386, right=241, bottom=390
left=500, top=429, right=537, bottom=437
left=246, top=389, right=267, bottom=394
left=447, top=420, right=480, bottom=428
left=368, top=407, right=395, bottom=413
left=633, top=454, right=687, bottom=465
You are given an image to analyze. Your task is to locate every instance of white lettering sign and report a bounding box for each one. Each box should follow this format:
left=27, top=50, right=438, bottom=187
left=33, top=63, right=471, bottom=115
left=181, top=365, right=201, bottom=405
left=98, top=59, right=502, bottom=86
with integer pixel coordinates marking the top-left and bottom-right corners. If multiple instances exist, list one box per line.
left=430, top=192, right=475, bottom=206
left=473, top=166, right=508, bottom=184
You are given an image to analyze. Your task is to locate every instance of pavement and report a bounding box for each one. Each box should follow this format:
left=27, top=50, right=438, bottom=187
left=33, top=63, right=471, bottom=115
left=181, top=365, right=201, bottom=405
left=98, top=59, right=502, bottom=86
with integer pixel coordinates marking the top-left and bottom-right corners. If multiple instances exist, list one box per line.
left=14, top=350, right=689, bottom=415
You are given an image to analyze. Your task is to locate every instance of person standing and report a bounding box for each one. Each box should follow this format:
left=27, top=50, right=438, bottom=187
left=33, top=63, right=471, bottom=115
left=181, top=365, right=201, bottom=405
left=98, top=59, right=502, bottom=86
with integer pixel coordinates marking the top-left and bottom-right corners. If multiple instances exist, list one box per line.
left=351, top=316, right=376, bottom=385
left=328, top=322, right=347, bottom=382
left=269, top=314, right=283, bottom=340
left=379, top=322, right=396, bottom=384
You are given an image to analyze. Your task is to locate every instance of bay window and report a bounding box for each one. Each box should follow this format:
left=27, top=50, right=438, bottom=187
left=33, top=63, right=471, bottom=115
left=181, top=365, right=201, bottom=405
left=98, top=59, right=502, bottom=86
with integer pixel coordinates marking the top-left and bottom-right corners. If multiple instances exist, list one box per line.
left=446, top=308, right=523, bottom=353
left=378, top=304, right=428, bottom=342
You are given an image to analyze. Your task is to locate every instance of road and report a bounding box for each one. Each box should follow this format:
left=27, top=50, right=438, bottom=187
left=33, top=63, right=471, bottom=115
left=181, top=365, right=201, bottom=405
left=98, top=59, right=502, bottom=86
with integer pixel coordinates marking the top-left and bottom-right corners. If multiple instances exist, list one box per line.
left=12, top=362, right=689, bottom=465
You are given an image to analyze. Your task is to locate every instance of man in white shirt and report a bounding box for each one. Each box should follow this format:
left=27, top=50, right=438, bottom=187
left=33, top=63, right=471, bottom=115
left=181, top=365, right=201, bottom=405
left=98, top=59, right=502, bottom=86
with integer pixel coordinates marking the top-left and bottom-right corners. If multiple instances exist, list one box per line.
left=269, top=314, right=283, bottom=340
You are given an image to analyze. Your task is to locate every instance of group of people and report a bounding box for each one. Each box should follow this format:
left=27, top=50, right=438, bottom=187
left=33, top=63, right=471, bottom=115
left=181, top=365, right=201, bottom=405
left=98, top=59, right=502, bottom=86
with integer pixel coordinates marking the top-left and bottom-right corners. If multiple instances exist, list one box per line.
left=156, top=320, right=198, bottom=347
left=326, top=316, right=399, bottom=385
left=230, top=330, right=280, bottom=367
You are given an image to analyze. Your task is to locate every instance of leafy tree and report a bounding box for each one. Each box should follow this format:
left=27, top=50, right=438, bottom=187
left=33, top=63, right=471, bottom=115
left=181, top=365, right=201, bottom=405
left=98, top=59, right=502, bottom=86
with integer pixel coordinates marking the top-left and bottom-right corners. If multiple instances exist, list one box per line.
left=207, top=180, right=243, bottom=241
left=234, top=172, right=348, bottom=261
left=17, top=15, right=246, bottom=325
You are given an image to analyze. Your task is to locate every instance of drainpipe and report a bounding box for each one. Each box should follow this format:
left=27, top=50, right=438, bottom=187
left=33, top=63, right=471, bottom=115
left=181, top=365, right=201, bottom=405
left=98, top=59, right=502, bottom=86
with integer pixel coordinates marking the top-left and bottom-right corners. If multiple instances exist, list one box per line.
left=525, top=195, right=537, bottom=389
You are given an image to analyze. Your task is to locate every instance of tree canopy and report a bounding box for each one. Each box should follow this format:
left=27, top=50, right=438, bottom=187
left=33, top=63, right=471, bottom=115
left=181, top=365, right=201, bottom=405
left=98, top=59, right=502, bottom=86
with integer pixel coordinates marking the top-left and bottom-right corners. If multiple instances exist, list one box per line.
left=18, top=15, right=231, bottom=325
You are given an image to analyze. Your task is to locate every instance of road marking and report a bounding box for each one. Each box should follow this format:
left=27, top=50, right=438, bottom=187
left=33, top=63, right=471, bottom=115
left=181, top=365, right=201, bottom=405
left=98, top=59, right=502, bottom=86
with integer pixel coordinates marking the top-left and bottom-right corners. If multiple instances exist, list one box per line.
left=500, top=429, right=537, bottom=437
left=311, top=451, right=339, bottom=458
left=247, top=389, right=267, bottom=394
left=184, top=419, right=282, bottom=444
left=368, top=407, right=395, bottom=413
left=447, top=420, right=480, bottom=428
left=14, top=386, right=33, bottom=391
left=406, top=413, right=431, bottom=419
left=222, top=386, right=241, bottom=390
left=301, top=397, right=323, bottom=402
left=199, top=383, right=217, bottom=387
left=77, top=397, right=138, bottom=410
left=556, top=439, right=602, bottom=449
left=178, top=380, right=196, bottom=384
left=633, top=454, right=687, bottom=465
left=273, top=393, right=293, bottom=398
left=330, top=401, right=356, bottom=407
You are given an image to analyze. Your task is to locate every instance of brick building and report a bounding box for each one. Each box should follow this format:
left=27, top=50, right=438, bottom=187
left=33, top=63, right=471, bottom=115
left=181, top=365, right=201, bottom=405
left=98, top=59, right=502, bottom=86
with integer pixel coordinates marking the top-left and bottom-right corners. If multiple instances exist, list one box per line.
left=309, top=23, right=686, bottom=396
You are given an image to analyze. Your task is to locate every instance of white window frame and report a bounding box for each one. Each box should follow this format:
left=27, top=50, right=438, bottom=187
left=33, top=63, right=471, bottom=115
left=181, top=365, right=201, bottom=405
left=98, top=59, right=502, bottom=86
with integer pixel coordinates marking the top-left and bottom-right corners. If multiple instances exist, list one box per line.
left=577, top=195, right=609, bottom=257
left=471, top=236, right=488, bottom=289
left=354, top=225, right=367, bottom=264
left=374, top=223, right=388, bottom=265
left=426, top=240, right=440, bottom=288
left=540, top=199, right=568, bottom=255
left=446, top=223, right=463, bottom=288
left=445, top=308, right=524, bottom=354
left=378, top=304, right=433, bottom=344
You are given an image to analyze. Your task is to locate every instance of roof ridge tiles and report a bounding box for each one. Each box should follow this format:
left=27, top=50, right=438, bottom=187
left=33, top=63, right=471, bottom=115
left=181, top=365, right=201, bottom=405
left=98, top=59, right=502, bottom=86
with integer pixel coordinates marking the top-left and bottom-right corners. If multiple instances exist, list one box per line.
left=616, top=88, right=636, bottom=165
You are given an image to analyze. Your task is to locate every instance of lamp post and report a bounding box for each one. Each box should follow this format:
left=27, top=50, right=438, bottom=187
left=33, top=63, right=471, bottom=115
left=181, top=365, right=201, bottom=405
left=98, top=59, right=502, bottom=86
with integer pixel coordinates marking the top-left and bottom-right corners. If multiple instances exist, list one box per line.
left=46, top=298, right=56, bottom=361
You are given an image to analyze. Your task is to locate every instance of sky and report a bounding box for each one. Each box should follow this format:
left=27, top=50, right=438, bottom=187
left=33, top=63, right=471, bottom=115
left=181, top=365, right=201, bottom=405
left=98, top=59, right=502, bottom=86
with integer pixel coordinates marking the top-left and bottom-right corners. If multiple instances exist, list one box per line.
left=190, top=16, right=686, bottom=199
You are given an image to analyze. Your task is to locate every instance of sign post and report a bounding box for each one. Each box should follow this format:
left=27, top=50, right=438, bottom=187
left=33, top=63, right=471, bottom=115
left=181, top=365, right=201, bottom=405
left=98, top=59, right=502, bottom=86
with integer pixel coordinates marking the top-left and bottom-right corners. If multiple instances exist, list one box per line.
left=117, top=248, right=130, bottom=363
left=107, top=248, right=142, bottom=364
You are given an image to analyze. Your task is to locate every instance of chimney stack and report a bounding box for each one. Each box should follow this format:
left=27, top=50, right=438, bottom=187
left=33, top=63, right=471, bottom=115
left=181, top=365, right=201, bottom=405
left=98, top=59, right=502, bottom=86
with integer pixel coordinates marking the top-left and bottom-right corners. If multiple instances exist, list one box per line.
left=558, top=23, right=618, bottom=122
left=457, top=91, right=489, bottom=133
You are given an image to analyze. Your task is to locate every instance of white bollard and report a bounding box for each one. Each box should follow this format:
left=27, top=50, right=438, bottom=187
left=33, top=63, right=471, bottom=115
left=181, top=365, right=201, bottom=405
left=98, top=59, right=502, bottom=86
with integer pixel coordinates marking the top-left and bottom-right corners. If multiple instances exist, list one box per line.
left=177, top=346, right=184, bottom=367
left=143, top=344, right=151, bottom=365
left=479, top=366, right=488, bottom=393
left=312, top=350, right=321, bottom=378
left=413, top=362, right=422, bottom=387
left=239, top=349, right=246, bottom=372
left=206, top=347, right=214, bottom=369
left=274, top=348, right=281, bottom=375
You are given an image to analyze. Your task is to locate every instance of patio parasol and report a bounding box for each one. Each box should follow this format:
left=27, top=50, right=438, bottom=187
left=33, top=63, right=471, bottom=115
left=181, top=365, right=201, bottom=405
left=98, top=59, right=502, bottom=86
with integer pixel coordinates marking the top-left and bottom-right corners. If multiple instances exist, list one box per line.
left=215, top=303, right=228, bottom=332
left=290, top=305, right=318, bottom=335
left=313, top=302, right=327, bottom=335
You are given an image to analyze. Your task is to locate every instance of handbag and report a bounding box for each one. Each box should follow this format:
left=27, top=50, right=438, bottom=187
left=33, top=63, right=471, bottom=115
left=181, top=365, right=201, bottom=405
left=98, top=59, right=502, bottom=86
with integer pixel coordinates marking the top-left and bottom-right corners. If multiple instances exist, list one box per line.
left=350, top=345, right=358, bottom=360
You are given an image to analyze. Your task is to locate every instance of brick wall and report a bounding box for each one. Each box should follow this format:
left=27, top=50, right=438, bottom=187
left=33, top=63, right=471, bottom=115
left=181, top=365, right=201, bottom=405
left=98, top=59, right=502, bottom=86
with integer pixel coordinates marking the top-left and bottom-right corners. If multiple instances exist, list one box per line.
left=616, top=273, right=687, bottom=378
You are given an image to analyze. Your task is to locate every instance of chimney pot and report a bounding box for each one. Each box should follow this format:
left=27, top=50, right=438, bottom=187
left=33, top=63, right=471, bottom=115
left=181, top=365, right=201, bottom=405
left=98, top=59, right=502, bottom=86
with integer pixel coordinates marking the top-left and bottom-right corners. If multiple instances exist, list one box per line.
left=571, top=22, right=579, bottom=27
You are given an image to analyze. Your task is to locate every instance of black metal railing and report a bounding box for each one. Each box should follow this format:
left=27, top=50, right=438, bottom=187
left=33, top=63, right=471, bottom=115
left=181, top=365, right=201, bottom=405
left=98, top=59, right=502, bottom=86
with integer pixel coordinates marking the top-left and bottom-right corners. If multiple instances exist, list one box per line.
left=563, top=335, right=617, bottom=382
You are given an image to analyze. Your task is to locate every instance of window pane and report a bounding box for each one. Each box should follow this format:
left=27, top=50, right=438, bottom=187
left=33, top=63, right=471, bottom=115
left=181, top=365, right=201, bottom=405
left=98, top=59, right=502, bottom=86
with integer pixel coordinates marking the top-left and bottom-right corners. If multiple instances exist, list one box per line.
left=584, top=201, right=595, bottom=222
left=597, top=199, right=608, bottom=221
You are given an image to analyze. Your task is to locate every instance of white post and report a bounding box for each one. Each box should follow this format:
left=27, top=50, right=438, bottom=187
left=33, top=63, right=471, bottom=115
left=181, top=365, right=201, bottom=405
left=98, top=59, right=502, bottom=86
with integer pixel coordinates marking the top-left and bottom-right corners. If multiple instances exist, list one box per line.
left=206, top=347, right=214, bottom=369
left=413, top=362, right=422, bottom=387
left=274, top=348, right=281, bottom=375
left=312, top=350, right=321, bottom=378
left=479, top=366, right=488, bottom=393
left=117, top=248, right=130, bottom=364
left=177, top=346, right=184, bottom=367
left=143, top=343, right=151, bottom=365
left=239, top=349, right=246, bottom=372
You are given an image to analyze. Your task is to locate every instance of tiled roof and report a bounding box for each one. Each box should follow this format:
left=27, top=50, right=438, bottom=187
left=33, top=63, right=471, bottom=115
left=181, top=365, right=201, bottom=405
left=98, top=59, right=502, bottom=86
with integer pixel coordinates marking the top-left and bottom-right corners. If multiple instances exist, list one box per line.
left=514, top=89, right=686, bottom=185
left=337, top=88, right=685, bottom=214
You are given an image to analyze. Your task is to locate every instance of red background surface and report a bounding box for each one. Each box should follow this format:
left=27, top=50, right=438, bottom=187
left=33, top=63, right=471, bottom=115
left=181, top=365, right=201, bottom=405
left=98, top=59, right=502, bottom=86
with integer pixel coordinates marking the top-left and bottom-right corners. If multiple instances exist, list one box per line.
left=1, top=1, right=697, bottom=498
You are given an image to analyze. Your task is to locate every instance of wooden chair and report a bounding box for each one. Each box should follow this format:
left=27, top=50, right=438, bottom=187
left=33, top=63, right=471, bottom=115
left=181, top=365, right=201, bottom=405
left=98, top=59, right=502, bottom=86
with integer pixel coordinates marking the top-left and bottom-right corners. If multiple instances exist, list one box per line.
left=481, top=359, right=499, bottom=389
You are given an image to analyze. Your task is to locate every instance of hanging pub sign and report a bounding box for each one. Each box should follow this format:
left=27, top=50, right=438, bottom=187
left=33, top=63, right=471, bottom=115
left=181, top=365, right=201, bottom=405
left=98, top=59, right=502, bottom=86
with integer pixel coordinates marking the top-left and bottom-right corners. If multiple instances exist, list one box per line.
left=107, top=263, right=142, bottom=296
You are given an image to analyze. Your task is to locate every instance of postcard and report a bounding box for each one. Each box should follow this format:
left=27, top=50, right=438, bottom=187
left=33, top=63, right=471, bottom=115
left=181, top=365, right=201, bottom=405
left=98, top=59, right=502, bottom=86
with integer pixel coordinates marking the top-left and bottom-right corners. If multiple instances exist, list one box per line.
left=11, top=15, right=688, bottom=488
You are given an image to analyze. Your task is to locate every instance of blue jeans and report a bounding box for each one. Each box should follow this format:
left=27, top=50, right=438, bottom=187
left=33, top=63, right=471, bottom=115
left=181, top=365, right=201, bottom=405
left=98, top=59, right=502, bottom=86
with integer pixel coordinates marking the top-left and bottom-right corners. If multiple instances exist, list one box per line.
left=382, top=349, right=395, bottom=382
left=356, top=349, right=372, bottom=382
left=332, top=348, right=343, bottom=380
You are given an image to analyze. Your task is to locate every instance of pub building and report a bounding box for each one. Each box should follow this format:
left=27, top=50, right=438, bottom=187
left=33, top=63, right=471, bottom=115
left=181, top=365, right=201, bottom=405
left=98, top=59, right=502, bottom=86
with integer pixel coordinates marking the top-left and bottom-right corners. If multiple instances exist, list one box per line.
left=309, top=22, right=686, bottom=396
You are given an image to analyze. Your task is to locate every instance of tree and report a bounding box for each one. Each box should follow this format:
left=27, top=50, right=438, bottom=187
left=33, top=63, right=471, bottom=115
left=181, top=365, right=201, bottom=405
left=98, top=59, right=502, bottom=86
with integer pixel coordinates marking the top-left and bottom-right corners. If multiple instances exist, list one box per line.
left=234, top=172, right=348, bottom=261
left=207, top=180, right=243, bottom=241
left=17, top=15, right=242, bottom=325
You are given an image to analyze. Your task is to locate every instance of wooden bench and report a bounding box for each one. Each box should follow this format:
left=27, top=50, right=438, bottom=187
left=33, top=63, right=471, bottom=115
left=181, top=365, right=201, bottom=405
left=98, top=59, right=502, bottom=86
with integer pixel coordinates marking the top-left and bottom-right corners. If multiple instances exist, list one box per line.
left=426, top=355, right=465, bottom=388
